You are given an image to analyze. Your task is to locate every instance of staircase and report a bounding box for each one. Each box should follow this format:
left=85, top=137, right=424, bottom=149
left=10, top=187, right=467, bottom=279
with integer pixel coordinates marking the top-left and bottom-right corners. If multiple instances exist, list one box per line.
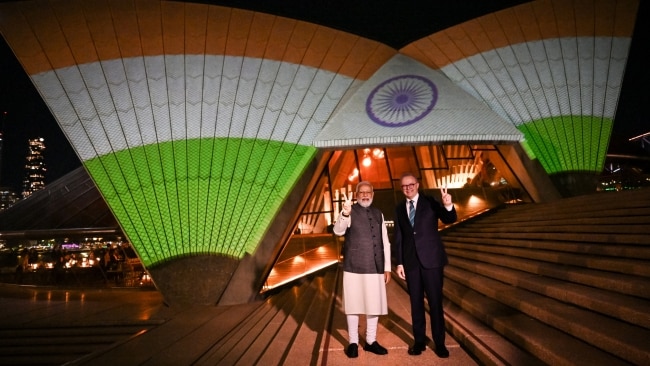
left=440, top=187, right=650, bottom=365
left=82, top=187, right=648, bottom=365
left=4, top=188, right=650, bottom=365
left=0, top=324, right=159, bottom=366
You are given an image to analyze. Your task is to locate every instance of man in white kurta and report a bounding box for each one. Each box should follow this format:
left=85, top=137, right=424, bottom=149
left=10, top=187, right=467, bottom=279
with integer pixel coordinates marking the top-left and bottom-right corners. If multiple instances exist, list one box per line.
left=333, top=181, right=391, bottom=358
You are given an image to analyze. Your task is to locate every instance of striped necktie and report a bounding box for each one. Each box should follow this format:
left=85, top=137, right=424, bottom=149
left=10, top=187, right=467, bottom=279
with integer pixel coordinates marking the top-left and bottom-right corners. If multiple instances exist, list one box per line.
left=408, top=200, right=415, bottom=226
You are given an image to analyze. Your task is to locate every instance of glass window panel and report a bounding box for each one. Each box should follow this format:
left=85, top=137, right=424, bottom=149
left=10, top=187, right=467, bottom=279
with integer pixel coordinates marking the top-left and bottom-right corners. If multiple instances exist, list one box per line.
left=356, top=148, right=391, bottom=190
left=297, top=168, right=333, bottom=234
left=421, top=169, right=439, bottom=189
left=386, top=147, right=419, bottom=181
left=416, top=145, right=447, bottom=169
left=328, top=150, right=358, bottom=199
left=444, top=144, right=473, bottom=158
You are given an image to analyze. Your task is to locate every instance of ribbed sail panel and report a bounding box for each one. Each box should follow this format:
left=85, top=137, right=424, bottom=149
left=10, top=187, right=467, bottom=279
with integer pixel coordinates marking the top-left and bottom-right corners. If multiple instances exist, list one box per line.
left=0, top=0, right=394, bottom=266
left=84, top=139, right=314, bottom=266
left=32, top=53, right=333, bottom=266
left=314, top=54, right=524, bottom=148
left=401, top=0, right=639, bottom=173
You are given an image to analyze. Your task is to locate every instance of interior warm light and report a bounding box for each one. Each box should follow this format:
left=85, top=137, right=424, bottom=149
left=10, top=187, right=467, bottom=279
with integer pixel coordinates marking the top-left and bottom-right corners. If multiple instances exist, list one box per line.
left=362, top=155, right=372, bottom=167
left=348, top=168, right=359, bottom=181
left=468, top=195, right=483, bottom=207
left=362, top=148, right=372, bottom=167
left=372, top=148, right=384, bottom=159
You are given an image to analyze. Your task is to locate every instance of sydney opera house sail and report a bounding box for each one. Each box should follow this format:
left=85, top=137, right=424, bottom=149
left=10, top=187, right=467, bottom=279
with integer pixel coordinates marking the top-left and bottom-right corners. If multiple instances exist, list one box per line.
left=0, top=0, right=639, bottom=305
left=0, top=1, right=394, bottom=268
left=401, top=0, right=638, bottom=174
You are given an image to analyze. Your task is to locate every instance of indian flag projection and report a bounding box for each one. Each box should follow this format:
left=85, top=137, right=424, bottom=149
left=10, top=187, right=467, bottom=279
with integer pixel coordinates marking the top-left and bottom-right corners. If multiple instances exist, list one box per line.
left=401, top=0, right=639, bottom=174
left=0, top=0, right=394, bottom=267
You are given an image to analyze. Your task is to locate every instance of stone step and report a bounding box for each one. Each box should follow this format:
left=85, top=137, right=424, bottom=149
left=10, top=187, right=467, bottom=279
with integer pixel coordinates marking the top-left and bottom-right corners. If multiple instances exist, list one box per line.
left=489, top=188, right=650, bottom=216
left=447, top=229, right=648, bottom=245
left=445, top=235, right=650, bottom=259
left=447, top=257, right=650, bottom=329
left=391, top=274, right=545, bottom=366
left=445, top=241, right=650, bottom=277
left=452, top=222, right=649, bottom=235
left=488, top=201, right=650, bottom=219
left=446, top=245, right=650, bottom=299
left=0, top=324, right=156, bottom=366
left=473, top=201, right=650, bottom=226
left=442, top=297, right=547, bottom=366
left=444, top=276, right=649, bottom=365
left=462, top=212, right=650, bottom=226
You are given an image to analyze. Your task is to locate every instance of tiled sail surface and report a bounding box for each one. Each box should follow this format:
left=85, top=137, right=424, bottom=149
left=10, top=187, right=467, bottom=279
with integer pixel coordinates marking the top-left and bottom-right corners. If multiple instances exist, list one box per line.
left=401, top=0, right=639, bottom=174
left=0, top=1, right=394, bottom=267
left=1, top=0, right=640, bottom=271
left=314, top=54, right=524, bottom=148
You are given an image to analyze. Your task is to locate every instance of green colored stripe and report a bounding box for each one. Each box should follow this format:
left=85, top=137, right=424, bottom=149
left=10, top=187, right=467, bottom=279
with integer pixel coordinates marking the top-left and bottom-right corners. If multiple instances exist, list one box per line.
left=518, top=116, right=612, bottom=174
left=84, top=137, right=316, bottom=267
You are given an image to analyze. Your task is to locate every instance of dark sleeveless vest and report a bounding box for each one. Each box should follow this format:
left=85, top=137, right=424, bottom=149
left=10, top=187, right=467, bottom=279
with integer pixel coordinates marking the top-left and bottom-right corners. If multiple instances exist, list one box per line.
left=342, top=203, right=385, bottom=274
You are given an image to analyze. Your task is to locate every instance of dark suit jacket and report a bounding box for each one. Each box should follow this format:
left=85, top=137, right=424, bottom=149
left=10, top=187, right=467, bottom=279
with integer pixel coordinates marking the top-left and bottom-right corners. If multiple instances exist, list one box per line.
left=394, top=193, right=457, bottom=270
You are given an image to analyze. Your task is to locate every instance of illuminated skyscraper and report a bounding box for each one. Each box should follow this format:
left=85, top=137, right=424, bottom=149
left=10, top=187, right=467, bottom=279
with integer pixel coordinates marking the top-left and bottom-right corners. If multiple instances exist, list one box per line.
left=21, top=137, right=46, bottom=198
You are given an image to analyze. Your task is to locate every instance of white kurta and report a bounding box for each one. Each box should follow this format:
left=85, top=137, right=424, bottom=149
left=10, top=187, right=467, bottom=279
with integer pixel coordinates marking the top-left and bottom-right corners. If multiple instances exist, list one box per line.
left=343, top=271, right=388, bottom=315
left=334, top=206, right=391, bottom=315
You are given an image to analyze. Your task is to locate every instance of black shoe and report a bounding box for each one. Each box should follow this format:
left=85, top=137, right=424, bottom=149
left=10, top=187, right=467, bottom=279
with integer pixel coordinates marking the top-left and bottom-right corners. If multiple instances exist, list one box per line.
left=434, top=345, right=449, bottom=358
left=364, top=341, right=388, bottom=355
left=345, top=343, right=358, bottom=358
left=407, top=343, right=426, bottom=355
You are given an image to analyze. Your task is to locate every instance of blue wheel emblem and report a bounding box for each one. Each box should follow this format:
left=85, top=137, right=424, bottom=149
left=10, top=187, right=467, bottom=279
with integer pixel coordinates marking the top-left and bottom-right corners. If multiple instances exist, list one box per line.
left=366, top=75, right=437, bottom=127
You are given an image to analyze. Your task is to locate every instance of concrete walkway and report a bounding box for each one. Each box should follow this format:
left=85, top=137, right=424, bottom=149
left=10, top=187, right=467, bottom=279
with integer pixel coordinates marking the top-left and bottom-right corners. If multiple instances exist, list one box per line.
left=0, top=271, right=478, bottom=365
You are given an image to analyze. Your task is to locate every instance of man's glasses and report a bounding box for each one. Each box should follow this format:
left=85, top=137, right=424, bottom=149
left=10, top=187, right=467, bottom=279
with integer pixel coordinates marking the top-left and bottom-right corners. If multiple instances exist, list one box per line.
left=401, top=183, right=417, bottom=190
left=357, top=191, right=373, bottom=196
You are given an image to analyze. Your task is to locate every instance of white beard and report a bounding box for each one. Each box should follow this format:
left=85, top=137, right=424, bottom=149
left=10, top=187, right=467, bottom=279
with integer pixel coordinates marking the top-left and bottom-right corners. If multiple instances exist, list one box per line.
left=358, top=198, right=373, bottom=208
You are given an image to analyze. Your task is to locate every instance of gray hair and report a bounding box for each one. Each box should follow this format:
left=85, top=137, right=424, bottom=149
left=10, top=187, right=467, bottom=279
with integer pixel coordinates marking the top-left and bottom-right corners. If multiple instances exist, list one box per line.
left=356, top=181, right=373, bottom=193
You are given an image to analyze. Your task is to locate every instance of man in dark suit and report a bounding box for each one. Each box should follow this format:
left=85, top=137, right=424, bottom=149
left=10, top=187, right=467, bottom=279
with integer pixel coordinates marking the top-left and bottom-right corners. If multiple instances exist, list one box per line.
left=393, top=172, right=457, bottom=358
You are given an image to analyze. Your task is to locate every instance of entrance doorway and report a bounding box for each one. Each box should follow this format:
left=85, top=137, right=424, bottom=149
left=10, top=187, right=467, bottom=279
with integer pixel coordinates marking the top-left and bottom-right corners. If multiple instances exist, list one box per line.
left=263, top=144, right=529, bottom=291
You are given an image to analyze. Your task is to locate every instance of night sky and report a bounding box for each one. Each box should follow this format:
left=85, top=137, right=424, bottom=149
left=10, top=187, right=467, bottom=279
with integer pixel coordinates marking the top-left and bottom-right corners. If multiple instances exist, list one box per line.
left=0, top=37, right=81, bottom=192
left=0, top=0, right=648, bottom=192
